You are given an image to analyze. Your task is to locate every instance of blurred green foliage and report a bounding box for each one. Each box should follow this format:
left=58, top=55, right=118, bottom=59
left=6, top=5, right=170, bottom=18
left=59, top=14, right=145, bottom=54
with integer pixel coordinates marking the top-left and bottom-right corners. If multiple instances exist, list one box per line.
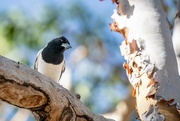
left=0, top=1, right=129, bottom=120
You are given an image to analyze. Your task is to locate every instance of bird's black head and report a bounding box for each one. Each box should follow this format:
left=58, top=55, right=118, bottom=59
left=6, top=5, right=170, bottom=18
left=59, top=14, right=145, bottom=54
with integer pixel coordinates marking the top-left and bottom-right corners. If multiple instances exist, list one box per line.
left=47, top=36, right=72, bottom=53
left=42, top=36, right=71, bottom=64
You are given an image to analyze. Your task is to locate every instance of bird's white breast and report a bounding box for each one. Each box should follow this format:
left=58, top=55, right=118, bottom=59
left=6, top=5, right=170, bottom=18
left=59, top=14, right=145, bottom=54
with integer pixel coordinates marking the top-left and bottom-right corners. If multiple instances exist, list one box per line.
left=37, top=53, right=64, bottom=82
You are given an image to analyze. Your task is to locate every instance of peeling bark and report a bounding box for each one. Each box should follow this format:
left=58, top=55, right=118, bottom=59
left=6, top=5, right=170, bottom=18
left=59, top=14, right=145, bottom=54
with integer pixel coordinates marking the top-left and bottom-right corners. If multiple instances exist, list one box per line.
left=0, top=56, right=114, bottom=121
left=110, top=0, right=180, bottom=120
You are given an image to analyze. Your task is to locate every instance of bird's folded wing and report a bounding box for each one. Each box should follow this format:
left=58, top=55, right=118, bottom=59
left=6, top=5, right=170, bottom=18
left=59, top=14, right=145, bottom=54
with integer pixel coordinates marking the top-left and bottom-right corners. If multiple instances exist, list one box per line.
left=34, top=49, right=43, bottom=70
left=58, top=60, right=66, bottom=82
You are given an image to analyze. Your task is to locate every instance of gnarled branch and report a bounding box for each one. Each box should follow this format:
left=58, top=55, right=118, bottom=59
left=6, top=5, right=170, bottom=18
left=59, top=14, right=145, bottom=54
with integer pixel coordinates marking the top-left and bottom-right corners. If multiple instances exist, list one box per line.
left=0, top=55, right=113, bottom=121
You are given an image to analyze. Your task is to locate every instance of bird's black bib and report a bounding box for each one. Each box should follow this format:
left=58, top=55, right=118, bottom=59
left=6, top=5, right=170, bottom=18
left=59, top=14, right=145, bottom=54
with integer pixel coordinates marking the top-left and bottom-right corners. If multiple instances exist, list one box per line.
left=42, top=47, right=64, bottom=65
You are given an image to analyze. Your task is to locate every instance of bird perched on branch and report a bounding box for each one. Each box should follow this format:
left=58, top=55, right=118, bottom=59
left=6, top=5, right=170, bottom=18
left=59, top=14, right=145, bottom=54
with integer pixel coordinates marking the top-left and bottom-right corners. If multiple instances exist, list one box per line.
left=34, top=36, right=71, bottom=82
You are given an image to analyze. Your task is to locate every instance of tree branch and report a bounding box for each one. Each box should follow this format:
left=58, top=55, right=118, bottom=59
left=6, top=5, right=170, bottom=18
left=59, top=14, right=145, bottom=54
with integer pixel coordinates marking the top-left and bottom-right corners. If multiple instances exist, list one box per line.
left=0, top=55, right=113, bottom=121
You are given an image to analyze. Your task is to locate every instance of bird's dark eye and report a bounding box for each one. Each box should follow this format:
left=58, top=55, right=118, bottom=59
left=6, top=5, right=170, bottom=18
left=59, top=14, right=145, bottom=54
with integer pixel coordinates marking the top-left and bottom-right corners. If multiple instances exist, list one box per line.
left=59, top=38, right=65, bottom=44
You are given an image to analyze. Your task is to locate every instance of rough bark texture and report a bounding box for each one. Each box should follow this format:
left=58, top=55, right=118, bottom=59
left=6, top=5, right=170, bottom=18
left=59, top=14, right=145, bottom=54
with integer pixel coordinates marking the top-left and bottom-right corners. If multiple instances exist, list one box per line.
left=110, top=0, right=180, bottom=120
left=0, top=55, right=114, bottom=121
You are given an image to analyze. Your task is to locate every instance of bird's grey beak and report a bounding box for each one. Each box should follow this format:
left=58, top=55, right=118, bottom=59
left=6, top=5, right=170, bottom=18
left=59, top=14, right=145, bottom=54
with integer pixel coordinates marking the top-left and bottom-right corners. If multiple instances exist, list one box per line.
left=62, top=43, right=72, bottom=49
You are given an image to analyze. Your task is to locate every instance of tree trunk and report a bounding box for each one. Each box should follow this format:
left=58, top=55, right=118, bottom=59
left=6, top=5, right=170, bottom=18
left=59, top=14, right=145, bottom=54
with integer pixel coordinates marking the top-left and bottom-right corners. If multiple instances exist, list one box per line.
left=110, top=0, right=180, bottom=120
left=172, top=1, right=180, bottom=76
left=0, top=55, right=114, bottom=121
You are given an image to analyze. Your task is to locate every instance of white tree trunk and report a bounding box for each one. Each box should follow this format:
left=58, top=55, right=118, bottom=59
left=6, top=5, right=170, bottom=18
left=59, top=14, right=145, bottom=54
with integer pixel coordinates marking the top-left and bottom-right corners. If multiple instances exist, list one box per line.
left=110, top=0, right=180, bottom=120
left=173, top=1, right=180, bottom=76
